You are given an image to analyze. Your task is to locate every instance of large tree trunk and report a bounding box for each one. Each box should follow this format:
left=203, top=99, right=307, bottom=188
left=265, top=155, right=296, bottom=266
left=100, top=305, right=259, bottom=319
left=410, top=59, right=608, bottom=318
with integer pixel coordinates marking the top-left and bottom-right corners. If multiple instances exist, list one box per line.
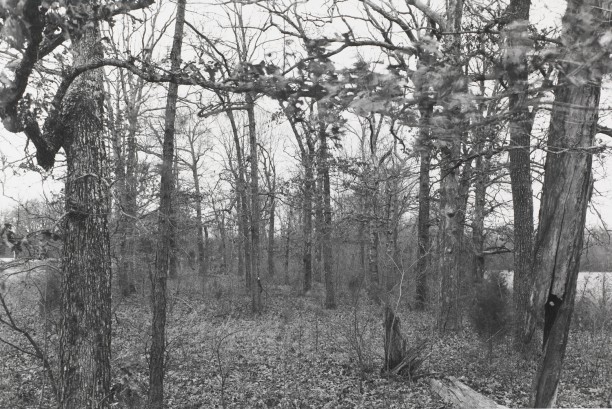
left=58, top=22, right=113, bottom=409
left=503, top=0, right=536, bottom=350
left=246, top=93, right=262, bottom=312
left=436, top=0, right=465, bottom=332
left=149, top=0, right=185, bottom=407
left=530, top=1, right=607, bottom=406
left=284, top=208, right=292, bottom=286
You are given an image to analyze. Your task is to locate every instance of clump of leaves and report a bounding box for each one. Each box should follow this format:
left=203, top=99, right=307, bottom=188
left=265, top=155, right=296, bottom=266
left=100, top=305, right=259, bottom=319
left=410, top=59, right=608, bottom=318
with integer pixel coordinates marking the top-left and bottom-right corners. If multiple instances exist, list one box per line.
left=470, top=271, right=512, bottom=361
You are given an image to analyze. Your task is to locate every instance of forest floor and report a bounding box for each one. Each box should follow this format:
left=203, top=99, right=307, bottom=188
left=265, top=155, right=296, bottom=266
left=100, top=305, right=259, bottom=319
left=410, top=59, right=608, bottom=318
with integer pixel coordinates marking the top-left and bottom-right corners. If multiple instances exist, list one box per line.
left=1, top=272, right=611, bottom=408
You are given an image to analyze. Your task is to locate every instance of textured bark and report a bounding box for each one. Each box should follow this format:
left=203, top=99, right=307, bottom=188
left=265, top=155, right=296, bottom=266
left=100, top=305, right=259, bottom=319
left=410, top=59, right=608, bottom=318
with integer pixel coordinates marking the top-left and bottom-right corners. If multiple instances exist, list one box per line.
left=246, top=93, right=262, bottom=312
left=415, top=105, right=432, bottom=310
left=58, top=22, right=113, bottom=409
left=149, top=0, right=185, bottom=407
left=530, top=1, right=607, bottom=406
left=319, top=125, right=336, bottom=309
left=503, top=0, right=536, bottom=349
left=436, top=0, right=464, bottom=333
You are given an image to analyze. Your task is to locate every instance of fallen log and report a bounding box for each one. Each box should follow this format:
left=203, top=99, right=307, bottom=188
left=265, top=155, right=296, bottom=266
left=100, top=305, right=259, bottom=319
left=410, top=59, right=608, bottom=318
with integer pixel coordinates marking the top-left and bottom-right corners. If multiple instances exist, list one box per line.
left=430, top=376, right=508, bottom=409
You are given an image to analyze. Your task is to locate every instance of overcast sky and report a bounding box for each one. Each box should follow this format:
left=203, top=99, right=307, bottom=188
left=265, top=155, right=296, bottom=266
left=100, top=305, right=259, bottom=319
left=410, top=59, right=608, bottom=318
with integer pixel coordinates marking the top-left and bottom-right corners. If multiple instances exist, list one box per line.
left=1, top=0, right=611, bottom=230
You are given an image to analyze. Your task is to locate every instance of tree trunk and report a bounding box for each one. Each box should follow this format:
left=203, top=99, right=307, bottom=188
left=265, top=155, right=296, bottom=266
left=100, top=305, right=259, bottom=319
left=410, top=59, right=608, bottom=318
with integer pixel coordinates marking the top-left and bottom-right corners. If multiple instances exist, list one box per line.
left=416, top=106, right=432, bottom=310
left=246, top=93, right=262, bottom=312
left=471, top=152, right=488, bottom=283
left=314, top=177, right=323, bottom=283
left=504, top=0, right=536, bottom=350
left=319, top=125, right=336, bottom=308
left=302, top=161, right=314, bottom=294
left=436, top=0, right=465, bottom=332
left=530, top=1, right=606, bottom=405
left=149, top=0, right=185, bottom=407
left=268, top=191, right=276, bottom=277
left=284, top=209, right=292, bottom=286
left=193, top=169, right=206, bottom=278
left=223, top=102, right=252, bottom=289
left=58, top=22, right=112, bottom=409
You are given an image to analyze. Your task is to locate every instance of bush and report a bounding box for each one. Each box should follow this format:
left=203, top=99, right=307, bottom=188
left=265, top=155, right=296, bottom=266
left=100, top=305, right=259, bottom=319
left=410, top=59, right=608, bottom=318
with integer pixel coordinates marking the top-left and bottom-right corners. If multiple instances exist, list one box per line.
left=470, top=271, right=512, bottom=359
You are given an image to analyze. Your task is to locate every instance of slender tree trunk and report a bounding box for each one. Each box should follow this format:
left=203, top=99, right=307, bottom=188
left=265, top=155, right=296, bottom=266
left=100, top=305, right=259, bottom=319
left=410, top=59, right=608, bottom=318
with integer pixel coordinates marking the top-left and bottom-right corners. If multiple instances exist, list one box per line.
left=314, top=177, right=323, bottom=283
left=319, top=125, right=336, bottom=308
left=504, top=0, right=536, bottom=350
left=471, top=151, right=488, bottom=282
left=416, top=105, right=432, bottom=310
left=268, top=188, right=276, bottom=277
left=193, top=169, right=206, bottom=278
left=218, top=212, right=228, bottom=274
left=531, top=1, right=606, bottom=405
left=149, top=1, right=185, bottom=407
left=222, top=98, right=252, bottom=289
left=246, top=93, right=262, bottom=312
left=284, top=209, right=292, bottom=286
left=302, top=161, right=314, bottom=294
left=58, top=21, right=112, bottom=409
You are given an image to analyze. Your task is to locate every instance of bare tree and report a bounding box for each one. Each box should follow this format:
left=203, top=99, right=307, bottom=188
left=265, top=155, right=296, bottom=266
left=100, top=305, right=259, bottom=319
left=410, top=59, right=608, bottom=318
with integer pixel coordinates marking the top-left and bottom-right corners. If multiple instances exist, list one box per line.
left=150, top=0, right=186, bottom=407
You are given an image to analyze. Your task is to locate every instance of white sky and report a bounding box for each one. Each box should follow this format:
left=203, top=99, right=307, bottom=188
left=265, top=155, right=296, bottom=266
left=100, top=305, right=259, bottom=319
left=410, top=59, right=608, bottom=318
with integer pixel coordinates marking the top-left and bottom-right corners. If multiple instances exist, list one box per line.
left=1, top=0, right=611, bottom=230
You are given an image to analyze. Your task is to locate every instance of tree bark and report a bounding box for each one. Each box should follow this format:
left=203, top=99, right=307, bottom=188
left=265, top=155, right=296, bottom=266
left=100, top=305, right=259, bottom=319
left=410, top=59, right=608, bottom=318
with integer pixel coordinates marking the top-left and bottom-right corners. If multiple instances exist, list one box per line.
left=302, top=158, right=314, bottom=294
left=415, top=104, right=432, bottom=310
left=436, top=0, right=465, bottom=332
left=246, top=93, right=262, bottom=312
left=530, top=1, right=607, bottom=406
left=319, top=124, right=336, bottom=308
left=58, top=21, right=113, bottom=409
left=284, top=209, right=292, bottom=286
left=223, top=101, right=252, bottom=289
left=503, top=0, right=535, bottom=350
left=149, top=0, right=185, bottom=407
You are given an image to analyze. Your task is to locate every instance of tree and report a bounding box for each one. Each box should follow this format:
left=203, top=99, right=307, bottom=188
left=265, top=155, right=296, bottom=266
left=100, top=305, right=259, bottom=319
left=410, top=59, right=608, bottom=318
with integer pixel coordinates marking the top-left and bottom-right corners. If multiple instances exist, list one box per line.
left=0, top=1, right=152, bottom=406
left=503, top=0, right=536, bottom=349
left=149, top=0, right=186, bottom=407
left=530, top=0, right=610, bottom=406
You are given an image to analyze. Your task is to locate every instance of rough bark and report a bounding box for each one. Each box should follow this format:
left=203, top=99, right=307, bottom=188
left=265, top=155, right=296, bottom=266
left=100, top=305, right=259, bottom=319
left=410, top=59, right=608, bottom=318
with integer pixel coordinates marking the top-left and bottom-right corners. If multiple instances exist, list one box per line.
left=415, top=108, right=432, bottom=310
left=58, top=22, right=113, bottom=409
left=319, top=124, right=336, bottom=308
left=503, top=0, right=535, bottom=349
left=436, top=0, right=465, bottom=332
left=149, top=0, right=185, bottom=407
left=530, top=1, right=608, bottom=406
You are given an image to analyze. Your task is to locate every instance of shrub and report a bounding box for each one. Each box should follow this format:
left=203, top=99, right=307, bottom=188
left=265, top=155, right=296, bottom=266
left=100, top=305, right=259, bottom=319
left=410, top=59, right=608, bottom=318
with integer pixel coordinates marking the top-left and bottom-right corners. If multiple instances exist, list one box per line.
left=470, top=270, right=512, bottom=360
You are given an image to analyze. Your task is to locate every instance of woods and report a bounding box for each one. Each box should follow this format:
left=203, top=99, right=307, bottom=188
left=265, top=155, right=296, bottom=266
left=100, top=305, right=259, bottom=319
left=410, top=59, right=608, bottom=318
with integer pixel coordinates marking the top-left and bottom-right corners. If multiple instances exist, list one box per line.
left=1, top=0, right=612, bottom=408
